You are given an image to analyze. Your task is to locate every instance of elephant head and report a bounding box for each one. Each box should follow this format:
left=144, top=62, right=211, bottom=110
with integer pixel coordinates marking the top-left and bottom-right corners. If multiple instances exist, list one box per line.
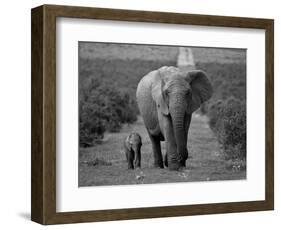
left=151, top=66, right=213, bottom=169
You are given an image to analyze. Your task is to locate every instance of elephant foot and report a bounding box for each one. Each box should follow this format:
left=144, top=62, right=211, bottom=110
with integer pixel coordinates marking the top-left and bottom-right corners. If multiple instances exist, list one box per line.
left=154, top=164, right=164, bottom=169
left=179, top=159, right=186, bottom=167
left=179, top=151, right=188, bottom=167
left=168, top=162, right=186, bottom=170
left=168, top=161, right=181, bottom=171
left=134, top=162, right=141, bottom=169
left=165, top=156, right=186, bottom=168
left=164, top=154, right=168, bottom=167
left=166, top=154, right=186, bottom=170
left=168, top=163, right=182, bottom=171
left=153, top=161, right=164, bottom=168
left=128, top=164, right=134, bottom=170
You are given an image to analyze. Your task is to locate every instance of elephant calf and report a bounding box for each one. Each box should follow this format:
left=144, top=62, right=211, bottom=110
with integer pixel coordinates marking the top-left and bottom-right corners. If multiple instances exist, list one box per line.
left=124, top=133, right=142, bottom=169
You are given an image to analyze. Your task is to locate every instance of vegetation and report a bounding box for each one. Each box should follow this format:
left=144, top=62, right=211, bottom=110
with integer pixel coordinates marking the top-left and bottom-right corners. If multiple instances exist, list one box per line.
left=196, top=62, right=246, bottom=160
left=79, top=78, right=138, bottom=147
left=207, top=98, right=246, bottom=159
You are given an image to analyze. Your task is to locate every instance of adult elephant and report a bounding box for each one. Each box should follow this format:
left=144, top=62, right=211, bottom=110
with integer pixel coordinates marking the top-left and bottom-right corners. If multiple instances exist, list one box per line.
left=136, top=66, right=213, bottom=170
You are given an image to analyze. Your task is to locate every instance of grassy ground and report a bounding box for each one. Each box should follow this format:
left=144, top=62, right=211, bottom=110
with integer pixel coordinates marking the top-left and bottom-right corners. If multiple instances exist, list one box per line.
left=79, top=115, right=246, bottom=187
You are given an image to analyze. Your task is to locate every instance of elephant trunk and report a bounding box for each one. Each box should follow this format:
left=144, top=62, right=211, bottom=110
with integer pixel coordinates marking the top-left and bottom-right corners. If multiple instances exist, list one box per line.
left=170, top=95, right=188, bottom=166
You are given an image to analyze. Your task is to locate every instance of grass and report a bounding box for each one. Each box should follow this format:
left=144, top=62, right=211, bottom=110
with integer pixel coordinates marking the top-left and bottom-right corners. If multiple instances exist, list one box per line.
left=79, top=114, right=246, bottom=187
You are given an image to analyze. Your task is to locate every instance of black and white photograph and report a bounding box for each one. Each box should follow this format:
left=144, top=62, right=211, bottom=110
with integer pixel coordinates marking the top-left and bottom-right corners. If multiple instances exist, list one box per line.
left=78, top=42, right=246, bottom=187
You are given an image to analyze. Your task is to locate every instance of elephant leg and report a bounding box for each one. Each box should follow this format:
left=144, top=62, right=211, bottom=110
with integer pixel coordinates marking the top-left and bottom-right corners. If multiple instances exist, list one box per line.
left=179, top=114, right=192, bottom=167
left=148, top=134, right=164, bottom=168
left=126, top=150, right=134, bottom=170
left=179, top=153, right=187, bottom=167
left=164, top=153, right=168, bottom=167
left=134, top=150, right=141, bottom=168
left=163, top=118, right=181, bottom=170
left=165, top=139, right=180, bottom=170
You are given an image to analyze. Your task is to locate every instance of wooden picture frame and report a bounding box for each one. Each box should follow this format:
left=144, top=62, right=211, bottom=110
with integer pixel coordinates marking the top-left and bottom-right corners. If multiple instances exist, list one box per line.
left=31, top=4, right=274, bottom=225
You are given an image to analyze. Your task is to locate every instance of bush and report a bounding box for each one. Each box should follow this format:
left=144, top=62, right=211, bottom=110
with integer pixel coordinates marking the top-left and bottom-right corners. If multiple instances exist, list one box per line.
left=208, top=98, right=246, bottom=159
left=207, top=100, right=224, bottom=129
left=79, top=78, right=138, bottom=147
left=196, top=62, right=246, bottom=160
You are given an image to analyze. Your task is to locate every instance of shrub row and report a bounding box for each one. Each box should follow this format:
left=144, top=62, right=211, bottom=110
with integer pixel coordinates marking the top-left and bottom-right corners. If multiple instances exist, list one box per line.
left=197, top=62, right=246, bottom=160
left=79, top=78, right=138, bottom=147
left=207, top=98, right=246, bottom=159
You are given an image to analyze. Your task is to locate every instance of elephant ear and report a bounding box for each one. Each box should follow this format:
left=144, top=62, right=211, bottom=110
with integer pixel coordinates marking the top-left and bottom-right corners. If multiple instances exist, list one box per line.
left=185, top=70, right=213, bottom=113
left=128, top=134, right=133, bottom=145
left=126, top=135, right=132, bottom=150
left=151, top=71, right=169, bottom=115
